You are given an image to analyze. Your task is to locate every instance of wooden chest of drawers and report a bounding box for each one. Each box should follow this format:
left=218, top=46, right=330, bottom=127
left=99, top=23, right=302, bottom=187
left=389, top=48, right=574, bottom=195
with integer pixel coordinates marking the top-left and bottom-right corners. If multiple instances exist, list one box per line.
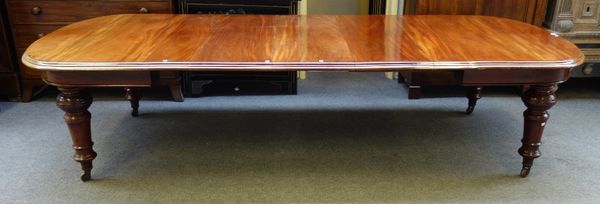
left=404, top=0, right=548, bottom=25
left=1, top=2, right=19, bottom=100
left=180, top=0, right=299, bottom=14
left=5, top=0, right=174, bottom=101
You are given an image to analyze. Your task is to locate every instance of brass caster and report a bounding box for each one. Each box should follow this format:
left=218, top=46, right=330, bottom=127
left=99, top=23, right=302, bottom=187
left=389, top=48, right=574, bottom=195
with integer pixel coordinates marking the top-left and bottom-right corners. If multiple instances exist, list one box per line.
left=81, top=171, right=92, bottom=181
left=520, top=165, right=531, bottom=178
left=465, top=106, right=475, bottom=114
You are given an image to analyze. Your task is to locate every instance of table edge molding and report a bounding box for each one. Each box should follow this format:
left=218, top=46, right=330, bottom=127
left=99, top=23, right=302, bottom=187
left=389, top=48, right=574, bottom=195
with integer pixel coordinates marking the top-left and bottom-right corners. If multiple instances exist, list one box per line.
left=22, top=53, right=585, bottom=71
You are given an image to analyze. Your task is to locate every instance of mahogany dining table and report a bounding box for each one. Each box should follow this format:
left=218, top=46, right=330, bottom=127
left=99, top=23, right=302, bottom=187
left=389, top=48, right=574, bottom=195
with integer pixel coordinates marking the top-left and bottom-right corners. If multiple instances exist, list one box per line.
left=22, top=14, right=583, bottom=181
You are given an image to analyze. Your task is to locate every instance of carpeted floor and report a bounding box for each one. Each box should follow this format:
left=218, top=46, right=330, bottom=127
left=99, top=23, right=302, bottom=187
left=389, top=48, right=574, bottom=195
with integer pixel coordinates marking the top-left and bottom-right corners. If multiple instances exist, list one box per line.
left=1, top=72, right=599, bottom=203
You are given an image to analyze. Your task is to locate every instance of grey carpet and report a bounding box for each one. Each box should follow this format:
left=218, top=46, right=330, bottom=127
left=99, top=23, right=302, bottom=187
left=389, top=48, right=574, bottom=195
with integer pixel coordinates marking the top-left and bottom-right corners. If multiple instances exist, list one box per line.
left=1, top=72, right=599, bottom=204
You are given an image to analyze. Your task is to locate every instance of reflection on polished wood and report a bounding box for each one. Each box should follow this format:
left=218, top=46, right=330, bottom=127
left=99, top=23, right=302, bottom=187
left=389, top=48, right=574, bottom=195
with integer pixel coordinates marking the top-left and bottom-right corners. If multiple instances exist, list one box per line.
left=22, top=14, right=583, bottom=181
left=24, top=14, right=582, bottom=71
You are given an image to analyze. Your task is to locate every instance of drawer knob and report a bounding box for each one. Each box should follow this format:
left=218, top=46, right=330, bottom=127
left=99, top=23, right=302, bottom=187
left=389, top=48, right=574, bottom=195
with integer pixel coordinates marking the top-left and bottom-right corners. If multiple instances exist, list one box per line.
left=31, top=7, right=42, bottom=15
left=37, top=33, right=45, bottom=38
left=139, top=7, right=149, bottom=13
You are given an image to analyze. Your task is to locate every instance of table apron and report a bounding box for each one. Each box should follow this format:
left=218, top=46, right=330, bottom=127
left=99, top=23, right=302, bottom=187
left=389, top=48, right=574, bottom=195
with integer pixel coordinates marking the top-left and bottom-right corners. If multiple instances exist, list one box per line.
left=44, top=71, right=152, bottom=87
left=462, top=69, right=571, bottom=86
left=43, top=69, right=571, bottom=87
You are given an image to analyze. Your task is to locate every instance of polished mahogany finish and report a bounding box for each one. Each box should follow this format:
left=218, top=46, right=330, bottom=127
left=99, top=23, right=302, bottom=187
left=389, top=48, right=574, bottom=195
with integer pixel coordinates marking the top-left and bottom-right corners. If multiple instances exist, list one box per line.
left=402, top=0, right=549, bottom=100
left=56, top=87, right=96, bottom=181
left=24, top=14, right=582, bottom=71
left=519, top=84, right=556, bottom=177
left=22, top=14, right=583, bottom=181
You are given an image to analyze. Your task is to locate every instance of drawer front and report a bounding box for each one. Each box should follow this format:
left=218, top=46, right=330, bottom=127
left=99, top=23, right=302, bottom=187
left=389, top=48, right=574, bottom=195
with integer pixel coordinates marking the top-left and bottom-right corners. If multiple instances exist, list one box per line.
left=180, top=0, right=296, bottom=14
left=184, top=71, right=297, bottom=96
left=188, top=79, right=297, bottom=96
left=45, top=71, right=152, bottom=87
left=188, top=71, right=295, bottom=79
left=184, top=4, right=291, bottom=14
left=7, top=1, right=171, bottom=24
left=181, top=0, right=295, bottom=6
left=13, top=24, right=66, bottom=49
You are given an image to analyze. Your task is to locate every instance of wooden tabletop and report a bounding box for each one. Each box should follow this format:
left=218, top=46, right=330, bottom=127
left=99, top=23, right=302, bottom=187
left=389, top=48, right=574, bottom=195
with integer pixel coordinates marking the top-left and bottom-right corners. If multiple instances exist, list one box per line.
left=23, top=14, right=584, bottom=71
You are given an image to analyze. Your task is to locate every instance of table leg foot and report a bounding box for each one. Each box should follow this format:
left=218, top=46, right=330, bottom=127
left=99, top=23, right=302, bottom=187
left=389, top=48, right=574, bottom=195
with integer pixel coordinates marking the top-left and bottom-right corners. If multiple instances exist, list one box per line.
left=80, top=160, right=94, bottom=181
left=125, top=88, right=141, bottom=117
left=57, top=87, right=97, bottom=181
left=518, top=84, right=556, bottom=178
left=520, top=158, right=533, bottom=178
left=466, top=86, right=482, bottom=114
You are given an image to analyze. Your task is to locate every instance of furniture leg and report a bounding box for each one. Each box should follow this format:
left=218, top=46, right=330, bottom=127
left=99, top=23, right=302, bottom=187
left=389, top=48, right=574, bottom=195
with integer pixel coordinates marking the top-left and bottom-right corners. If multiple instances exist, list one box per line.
left=125, top=88, right=142, bottom=117
left=21, top=81, right=34, bottom=102
left=397, top=72, right=406, bottom=83
left=20, top=79, right=48, bottom=102
left=465, top=86, right=482, bottom=114
left=518, top=84, right=557, bottom=177
left=168, top=83, right=184, bottom=102
left=153, top=71, right=184, bottom=102
left=56, top=87, right=96, bottom=181
left=408, top=85, right=421, bottom=99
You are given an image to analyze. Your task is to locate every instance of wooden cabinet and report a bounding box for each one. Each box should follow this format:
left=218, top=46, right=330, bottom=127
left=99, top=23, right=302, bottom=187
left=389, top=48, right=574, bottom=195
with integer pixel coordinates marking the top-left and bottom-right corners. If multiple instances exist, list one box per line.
left=180, top=0, right=299, bottom=14
left=0, top=2, right=20, bottom=100
left=369, top=0, right=386, bottom=14
left=7, top=1, right=171, bottom=23
left=546, top=0, right=600, bottom=77
left=401, top=0, right=549, bottom=99
left=405, top=0, right=548, bottom=25
left=4, top=0, right=178, bottom=101
left=178, top=0, right=299, bottom=96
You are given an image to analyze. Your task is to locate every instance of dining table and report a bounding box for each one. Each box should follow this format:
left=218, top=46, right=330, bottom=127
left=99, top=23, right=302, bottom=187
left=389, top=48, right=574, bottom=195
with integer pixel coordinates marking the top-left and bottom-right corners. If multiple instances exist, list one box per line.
left=22, top=14, right=583, bottom=181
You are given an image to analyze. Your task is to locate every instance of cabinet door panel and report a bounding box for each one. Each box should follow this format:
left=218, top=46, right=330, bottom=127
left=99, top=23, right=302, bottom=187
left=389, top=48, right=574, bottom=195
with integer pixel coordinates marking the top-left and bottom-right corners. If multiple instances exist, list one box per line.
left=405, top=0, right=547, bottom=25
left=412, top=0, right=481, bottom=15
left=479, top=0, right=537, bottom=23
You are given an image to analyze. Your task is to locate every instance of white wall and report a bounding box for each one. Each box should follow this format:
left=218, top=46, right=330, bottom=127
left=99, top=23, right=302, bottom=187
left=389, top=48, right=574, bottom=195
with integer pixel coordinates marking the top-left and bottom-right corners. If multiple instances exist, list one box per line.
left=305, top=0, right=369, bottom=15
left=301, top=0, right=400, bottom=15
left=397, top=0, right=404, bottom=15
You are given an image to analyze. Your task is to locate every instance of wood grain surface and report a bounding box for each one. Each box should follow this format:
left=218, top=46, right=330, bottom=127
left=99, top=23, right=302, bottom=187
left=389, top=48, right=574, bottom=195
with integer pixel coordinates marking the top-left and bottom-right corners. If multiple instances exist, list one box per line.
left=23, top=14, right=584, bottom=71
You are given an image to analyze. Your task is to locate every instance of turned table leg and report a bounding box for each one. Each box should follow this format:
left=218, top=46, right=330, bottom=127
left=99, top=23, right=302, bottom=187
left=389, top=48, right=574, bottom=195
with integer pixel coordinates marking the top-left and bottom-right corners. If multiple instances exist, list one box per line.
left=56, top=87, right=97, bottom=181
left=125, top=88, right=142, bottom=117
left=519, top=84, right=557, bottom=177
left=465, top=86, right=482, bottom=114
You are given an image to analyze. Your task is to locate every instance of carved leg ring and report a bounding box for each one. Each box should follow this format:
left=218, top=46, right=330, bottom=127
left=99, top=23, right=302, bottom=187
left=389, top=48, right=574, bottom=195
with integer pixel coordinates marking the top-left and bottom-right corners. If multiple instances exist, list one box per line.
left=57, top=87, right=97, bottom=181
left=125, top=88, right=142, bottom=117
left=466, top=86, right=482, bottom=114
left=518, top=84, right=556, bottom=178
